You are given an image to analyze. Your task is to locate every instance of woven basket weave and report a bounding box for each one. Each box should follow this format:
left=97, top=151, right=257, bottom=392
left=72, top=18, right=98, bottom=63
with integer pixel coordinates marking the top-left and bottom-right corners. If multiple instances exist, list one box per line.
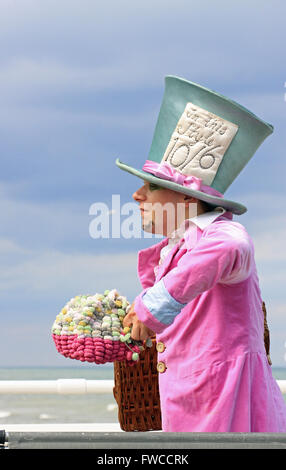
left=113, top=337, right=162, bottom=432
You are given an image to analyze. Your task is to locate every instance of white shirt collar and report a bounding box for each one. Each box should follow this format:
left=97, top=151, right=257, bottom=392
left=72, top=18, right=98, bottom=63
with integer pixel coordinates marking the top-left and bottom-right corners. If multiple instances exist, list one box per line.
left=189, top=206, right=226, bottom=230
left=168, top=206, right=226, bottom=243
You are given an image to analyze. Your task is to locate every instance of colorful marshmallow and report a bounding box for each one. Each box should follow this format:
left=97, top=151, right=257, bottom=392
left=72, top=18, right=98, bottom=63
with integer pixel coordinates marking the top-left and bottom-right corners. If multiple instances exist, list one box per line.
left=52, top=289, right=142, bottom=365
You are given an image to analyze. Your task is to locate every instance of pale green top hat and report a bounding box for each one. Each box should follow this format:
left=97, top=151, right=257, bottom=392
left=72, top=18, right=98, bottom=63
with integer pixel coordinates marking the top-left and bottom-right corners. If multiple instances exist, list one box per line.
left=116, top=76, right=273, bottom=215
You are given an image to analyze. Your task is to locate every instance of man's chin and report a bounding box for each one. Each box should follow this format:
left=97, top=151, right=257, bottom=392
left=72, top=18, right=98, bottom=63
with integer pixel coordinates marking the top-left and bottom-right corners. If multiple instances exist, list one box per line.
left=141, top=221, right=154, bottom=233
left=142, top=221, right=164, bottom=235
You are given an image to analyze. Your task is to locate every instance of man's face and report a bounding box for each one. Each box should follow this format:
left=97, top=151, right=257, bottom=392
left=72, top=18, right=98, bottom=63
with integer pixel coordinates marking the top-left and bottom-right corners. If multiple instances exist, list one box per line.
left=132, top=181, right=197, bottom=236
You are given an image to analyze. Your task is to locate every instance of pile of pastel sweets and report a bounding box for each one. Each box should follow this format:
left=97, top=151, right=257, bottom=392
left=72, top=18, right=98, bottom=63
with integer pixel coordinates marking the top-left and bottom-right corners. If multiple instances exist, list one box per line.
left=52, top=289, right=146, bottom=365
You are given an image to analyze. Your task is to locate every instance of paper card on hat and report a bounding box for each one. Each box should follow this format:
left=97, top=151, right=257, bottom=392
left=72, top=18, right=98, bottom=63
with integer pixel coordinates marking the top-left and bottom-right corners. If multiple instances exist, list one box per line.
left=161, top=102, right=238, bottom=186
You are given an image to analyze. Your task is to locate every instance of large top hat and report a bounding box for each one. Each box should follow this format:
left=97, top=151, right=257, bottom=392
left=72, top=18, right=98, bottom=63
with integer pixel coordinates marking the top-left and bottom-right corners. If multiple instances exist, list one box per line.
left=116, top=76, right=273, bottom=215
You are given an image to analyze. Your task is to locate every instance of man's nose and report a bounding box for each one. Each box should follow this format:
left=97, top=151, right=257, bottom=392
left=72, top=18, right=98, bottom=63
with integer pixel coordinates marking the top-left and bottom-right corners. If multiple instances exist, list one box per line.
left=132, top=185, right=146, bottom=202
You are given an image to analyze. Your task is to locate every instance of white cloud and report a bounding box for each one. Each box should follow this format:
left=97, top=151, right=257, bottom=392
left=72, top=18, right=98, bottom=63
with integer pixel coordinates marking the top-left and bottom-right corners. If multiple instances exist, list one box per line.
left=0, top=246, right=140, bottom=296
left=0, top=103, right=154, bottom=134
left=251, top=222, right=286, bottom=262
left=237, top=192, right=286, bottom=285
left=0, top=238, right=31, bottom=256
left=0, top=58, right=155, bottom=94
left=0, top=184, right=96, bottom=249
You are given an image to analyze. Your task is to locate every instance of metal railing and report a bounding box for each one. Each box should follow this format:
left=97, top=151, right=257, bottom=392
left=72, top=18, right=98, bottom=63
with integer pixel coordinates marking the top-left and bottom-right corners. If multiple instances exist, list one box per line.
left=2, top=430, right=286, bottom=449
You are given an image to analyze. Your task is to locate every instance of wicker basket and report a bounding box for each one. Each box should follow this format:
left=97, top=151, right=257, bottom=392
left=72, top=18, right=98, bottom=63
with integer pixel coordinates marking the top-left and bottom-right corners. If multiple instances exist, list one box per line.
left=113, top=302, right=271, bottom=432
left=113, top=337, right=162, bottom=432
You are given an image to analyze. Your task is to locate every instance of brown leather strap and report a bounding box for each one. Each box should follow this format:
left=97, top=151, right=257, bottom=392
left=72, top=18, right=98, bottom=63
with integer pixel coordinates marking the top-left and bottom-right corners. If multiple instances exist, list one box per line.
left=262, top=301, right=272, bottom=365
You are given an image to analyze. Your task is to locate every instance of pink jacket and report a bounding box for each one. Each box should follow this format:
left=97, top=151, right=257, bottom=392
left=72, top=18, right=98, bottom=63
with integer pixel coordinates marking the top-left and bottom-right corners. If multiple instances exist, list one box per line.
left=134, top=212, right=286, bottom=432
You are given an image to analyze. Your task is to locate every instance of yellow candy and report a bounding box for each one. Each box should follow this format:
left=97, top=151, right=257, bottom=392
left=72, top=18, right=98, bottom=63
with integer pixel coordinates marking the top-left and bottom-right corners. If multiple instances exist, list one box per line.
left=123, top=327, right=130, bottom=334
left=65, top=317, right=72, bottom=323
left=115, top=300, right=122, bottom=307
left=105, top=309, right=112, bottom=314
left=78, top=321, right=87, bottom=326
left=95, top=307, right=102, bottom=312
left=69, top=326, right=74, bottom=331
left=61, top=308, right=67, bottom=315
left=86, top=311, right=93, bottom=317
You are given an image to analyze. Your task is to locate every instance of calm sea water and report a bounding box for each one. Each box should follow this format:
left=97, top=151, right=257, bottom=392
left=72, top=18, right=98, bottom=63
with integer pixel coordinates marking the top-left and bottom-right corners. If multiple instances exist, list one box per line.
left=0, top=366, right=117, bottom=424
left=0, top=366, right=285, bottom=425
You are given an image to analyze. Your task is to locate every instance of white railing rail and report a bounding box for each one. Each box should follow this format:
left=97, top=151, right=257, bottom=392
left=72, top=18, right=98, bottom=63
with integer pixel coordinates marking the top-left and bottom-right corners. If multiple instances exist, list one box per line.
left=278, top=380, right=286, bottom=394
left=0, top=379, right=285, bottom=395
left=0, top=379, right=114, bottom=395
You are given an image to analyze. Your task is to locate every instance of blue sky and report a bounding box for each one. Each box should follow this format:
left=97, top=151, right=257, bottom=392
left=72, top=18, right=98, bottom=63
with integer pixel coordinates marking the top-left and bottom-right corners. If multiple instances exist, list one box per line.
left=0, top=0, right=286, bottom=367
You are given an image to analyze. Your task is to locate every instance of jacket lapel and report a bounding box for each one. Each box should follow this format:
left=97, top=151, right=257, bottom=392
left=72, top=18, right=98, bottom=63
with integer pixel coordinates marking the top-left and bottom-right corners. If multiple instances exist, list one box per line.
left=155, top=225, right=204, bottom=282
left=155, top=241, right=184, bottom=282
left=137, top=238, right=168, bottom=289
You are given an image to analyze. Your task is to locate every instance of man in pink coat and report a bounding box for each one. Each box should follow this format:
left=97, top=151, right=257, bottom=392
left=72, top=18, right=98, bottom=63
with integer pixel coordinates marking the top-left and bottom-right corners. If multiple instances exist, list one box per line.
left=116, top=76, right=286, bottom=432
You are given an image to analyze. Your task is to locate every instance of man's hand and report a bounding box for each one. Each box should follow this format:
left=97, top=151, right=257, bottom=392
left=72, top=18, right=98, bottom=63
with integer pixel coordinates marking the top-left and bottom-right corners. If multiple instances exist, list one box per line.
left=123, top=302, right=155, bottom=342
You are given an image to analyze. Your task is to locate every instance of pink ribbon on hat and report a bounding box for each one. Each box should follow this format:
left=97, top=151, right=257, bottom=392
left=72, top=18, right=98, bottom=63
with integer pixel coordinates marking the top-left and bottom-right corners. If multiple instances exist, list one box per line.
left=142, top=160, right=223, bottom=198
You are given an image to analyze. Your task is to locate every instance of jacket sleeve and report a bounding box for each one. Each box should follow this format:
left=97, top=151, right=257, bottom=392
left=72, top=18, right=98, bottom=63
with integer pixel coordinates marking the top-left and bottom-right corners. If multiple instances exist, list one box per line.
left=135, top=222, right=254, bottom=333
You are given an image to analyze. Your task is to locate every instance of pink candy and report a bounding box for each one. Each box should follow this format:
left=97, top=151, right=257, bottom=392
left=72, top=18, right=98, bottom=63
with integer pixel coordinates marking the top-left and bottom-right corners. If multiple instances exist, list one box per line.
left=52, top=334, right=140, bottom=365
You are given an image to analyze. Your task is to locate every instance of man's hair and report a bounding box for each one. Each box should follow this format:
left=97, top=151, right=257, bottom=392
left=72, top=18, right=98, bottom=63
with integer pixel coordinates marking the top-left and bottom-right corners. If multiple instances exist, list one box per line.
left=199, top=200, right=218, bottom=213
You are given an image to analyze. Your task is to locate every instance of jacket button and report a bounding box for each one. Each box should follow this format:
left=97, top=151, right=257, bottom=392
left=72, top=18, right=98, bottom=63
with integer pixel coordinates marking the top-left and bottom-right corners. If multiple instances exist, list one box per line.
left=156, top=342, right=166, bottom=353
left=157, top=361, right=167, bottom=373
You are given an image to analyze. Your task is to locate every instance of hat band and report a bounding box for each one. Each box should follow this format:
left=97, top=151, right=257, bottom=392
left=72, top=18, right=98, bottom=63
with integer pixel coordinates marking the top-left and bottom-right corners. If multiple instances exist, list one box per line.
left=142, top=160, right=223, bottom=198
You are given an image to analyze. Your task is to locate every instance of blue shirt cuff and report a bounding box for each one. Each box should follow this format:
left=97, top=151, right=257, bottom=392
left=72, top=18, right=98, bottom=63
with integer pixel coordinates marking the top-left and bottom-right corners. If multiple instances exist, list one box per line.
left=142, top=279, right=187, bottom=326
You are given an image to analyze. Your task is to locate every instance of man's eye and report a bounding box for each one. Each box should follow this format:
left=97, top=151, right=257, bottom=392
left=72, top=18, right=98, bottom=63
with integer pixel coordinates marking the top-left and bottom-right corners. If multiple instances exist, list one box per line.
left=149, top=183, right=161, bottom=191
